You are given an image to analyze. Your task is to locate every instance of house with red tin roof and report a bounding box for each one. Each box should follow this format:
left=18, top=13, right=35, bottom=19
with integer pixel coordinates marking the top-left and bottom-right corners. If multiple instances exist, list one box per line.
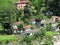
left=29, top=18, right=35, bottom=22
left=16, top=0, right=29, bottom=9
left=23, top=25, right=31, bottom=31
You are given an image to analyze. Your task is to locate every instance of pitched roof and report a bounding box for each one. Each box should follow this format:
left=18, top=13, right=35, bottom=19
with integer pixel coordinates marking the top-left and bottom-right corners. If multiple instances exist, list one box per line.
left=16, top=0, right=29, bottom=4
left=12, top=21, right=23, bottom=25
left=29, top=18, right=35, bottom=22
left=23, top=25, right=31, bottom=29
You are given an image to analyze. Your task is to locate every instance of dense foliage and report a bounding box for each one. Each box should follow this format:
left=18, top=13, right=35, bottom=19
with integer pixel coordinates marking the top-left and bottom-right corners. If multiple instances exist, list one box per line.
left=0, top=0, right=60, bottom=45
left=45, top=0, right=60, bottom=16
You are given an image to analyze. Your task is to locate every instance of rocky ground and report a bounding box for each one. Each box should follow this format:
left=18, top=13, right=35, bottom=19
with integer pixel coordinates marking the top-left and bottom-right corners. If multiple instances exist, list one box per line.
left=53, top=34, right=60, bottom=45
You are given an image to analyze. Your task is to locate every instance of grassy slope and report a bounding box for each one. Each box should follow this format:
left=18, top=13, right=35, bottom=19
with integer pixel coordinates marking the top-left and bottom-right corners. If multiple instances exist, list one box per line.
left=0, top=35, right=16, bottom=42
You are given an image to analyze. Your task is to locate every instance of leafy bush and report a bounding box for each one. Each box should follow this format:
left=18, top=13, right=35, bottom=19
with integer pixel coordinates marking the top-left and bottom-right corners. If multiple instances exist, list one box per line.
left=34, top=28, right=47, bottom=38
left=24, top=18, right=30, bottom=24
left=44, top=38, right=53, bottom=45
left=45, top=31, right=58, bottom=38
left=18, top=24, right=24, bottom=31
left=46, top=23, right=52, bottom=31
left=35, top=18, right=42, bottom=22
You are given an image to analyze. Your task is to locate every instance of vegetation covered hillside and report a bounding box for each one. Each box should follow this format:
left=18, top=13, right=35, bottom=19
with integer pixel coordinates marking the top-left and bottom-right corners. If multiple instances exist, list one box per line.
left=0, top=0, right=60, bottom=45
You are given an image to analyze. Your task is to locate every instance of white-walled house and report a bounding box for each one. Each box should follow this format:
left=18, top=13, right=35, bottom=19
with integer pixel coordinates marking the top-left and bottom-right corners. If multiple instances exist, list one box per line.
left=32, top=21, right=36, bottom=24
left=29, top=18, right=36, bottom=24
left=23, top=25, right=31, bottom=31
left=12, top=25, right=18, bottom=33
left=40, top=19, right=46, bottom=27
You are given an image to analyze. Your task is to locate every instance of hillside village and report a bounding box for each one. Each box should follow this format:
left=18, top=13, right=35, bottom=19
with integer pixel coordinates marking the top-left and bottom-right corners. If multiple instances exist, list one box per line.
left=0, top=0, right=60, bottom=45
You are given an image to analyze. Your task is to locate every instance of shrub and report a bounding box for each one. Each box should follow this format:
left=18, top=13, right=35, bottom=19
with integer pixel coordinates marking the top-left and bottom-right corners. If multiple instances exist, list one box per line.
left=24, top=18, right=30, bottom=24
left=44, top=39, right=53, bottom=45
left=46, top=23, right=52, bottom=31
left=18, top=24, right=24, bottom=31
left=21, top=17, right=25, bottom=21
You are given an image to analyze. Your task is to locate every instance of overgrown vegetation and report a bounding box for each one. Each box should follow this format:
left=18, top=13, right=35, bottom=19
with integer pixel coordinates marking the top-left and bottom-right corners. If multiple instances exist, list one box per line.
left=0, top=0, right=60, bottom=45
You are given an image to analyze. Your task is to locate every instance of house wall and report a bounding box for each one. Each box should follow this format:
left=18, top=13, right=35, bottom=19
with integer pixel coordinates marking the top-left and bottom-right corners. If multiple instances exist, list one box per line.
left=16, top=0, right=29, bottom=9
left=17, top=4, right=27, bottom=9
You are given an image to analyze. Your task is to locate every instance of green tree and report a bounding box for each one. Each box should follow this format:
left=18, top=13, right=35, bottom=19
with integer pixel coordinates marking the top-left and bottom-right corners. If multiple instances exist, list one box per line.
left=0, top=0, right=17, bottom=23
left=30, top=0, right=45, bottom=15
left=16, top=10, right=22, bottom=21
left=24, top=18, right=30, bottom=24
left=46, top=0, right=60, bottom=16
left=46, top=23, right=52, bottom=31
left=18, top=24, right=24, bottom=31
left=0, top=0, right=17, bottom=34
left=22, top=36, right=32, bottom=45
left=24, top=5, right=30, bottom=18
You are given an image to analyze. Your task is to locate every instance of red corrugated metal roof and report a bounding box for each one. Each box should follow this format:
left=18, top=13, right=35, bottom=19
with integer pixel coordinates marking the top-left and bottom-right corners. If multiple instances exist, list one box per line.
left=12, top=21, right=23, bottom=25
left=29, top=18, right=35, bottom=22
left=23, top=25, right=31, bottom=29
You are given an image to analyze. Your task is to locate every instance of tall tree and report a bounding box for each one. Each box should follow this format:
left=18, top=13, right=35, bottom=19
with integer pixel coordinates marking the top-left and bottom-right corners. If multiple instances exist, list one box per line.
left=0, top=0, right=17, bottom=23
left=30, top=0, right=45, bottom=15
left=46, top=0, right=60, bottom=16
left=0, top=0, right=17, bottom=34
